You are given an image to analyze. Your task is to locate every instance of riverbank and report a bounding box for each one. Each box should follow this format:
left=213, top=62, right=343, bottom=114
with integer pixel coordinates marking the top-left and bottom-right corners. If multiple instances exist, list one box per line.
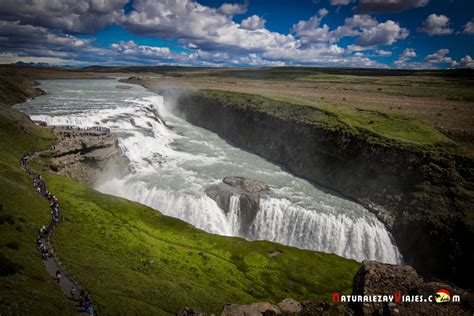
left=0, top=68, right=360, bottom=314
left=132, top=83, right=473, bottom=288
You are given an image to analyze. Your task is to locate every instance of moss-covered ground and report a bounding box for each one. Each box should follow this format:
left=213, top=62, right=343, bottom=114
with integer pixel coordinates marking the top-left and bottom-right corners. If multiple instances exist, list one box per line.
left=198, top=89, right=458, bottom=151
left=45, top=174, right=358, bottom=314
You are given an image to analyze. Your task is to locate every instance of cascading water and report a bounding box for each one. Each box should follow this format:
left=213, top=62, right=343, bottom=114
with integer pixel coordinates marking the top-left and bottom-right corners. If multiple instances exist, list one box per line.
left=228, top=195, right=241, bottom=236
left=16, top=78, right=402, bottom=264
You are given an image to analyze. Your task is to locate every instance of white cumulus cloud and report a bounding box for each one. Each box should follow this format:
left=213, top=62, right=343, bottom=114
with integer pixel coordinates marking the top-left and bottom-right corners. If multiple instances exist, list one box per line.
left=425, top=49, right=453, bottom=64
left=377, top=49, right=392, bottom=57
left=216, top=3, right=247, bottom=15
left=418, top=14, right=453, bottom=36
left=240, top=15, right=266, bottom=30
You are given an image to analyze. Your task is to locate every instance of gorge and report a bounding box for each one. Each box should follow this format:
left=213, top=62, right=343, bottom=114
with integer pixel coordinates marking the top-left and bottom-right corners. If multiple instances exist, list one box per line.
left=15, top=78, right=402, bottom=265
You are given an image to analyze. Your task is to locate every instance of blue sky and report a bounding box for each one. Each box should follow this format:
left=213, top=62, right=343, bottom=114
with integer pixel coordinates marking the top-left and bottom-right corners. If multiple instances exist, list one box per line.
left=0, top=0, right=473, bottom=68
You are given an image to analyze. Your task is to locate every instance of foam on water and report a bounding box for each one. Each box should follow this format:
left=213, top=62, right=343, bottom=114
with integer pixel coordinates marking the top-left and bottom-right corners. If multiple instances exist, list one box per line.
left=16, top=79, right=402, bottom=264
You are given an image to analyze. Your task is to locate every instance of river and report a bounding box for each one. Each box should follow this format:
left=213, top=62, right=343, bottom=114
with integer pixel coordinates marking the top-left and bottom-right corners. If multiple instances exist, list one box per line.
left=15, top=78, right=402, bottom=264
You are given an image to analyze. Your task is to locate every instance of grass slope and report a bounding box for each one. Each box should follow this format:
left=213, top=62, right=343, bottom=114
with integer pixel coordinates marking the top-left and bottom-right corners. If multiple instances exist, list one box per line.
left=0, top=101, right=76, bottom=315
left=199, top=89, right=455, bottom=149
left=1, top=75, right=359, bottom=314
left=44, top=173, right=358, bottom=315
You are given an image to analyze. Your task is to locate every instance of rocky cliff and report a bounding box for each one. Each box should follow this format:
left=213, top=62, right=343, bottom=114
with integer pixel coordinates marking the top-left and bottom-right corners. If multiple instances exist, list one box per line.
left=205, top=176, right=268, bottom=236
left=162, top=89, right=473, bottom=288
left=351, top=261, right=473, bottom=315
left=47, top=126, right=128, bottom=186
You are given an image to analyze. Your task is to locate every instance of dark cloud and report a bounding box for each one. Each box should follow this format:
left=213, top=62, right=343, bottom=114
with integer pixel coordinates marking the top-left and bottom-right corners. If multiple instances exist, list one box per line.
left=0, top=0, right=468, bottom=69
left=330, top=0, right=352, bottom=5
left=355, top=20, right=409, bottom=46
left=0, top=21, right=90, bottom=52
left=463, top=18, right=474, bottom=34
left=0, top=0, right=127, bottom=34
left=354, top=0, right=429, bottom=14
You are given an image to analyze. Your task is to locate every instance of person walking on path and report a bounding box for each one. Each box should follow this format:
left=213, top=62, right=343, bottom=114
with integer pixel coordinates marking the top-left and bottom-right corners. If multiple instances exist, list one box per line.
left=70, top=286, right=76, bottom=301
left=55, top=270, right=61, bottom=283
left=21, top=150, right=98, bottom=315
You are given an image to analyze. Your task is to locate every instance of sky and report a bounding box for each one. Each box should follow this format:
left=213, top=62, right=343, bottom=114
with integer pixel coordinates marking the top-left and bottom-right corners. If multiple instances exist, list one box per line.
left=0, top=0, right=473, bottom=68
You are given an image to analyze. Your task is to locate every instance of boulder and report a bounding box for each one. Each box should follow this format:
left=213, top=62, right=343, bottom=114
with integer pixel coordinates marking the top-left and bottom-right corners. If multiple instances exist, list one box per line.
left=177, top=307, right=212, bottom=316
left=352, top=260, right=422, bottom=314
left=222, top=302, right=280, bottom=316
left=205, top=177, right=268, bottom=236
left=238, top=192, right=260, bottom=233
left=352, top=261, right=472, bottom=315
left=222, top=176, right=268, bottom=193
left=205, top=187, right=232, bottom=213
left=277, top=298, right=302, bottom=314
left=220, top=299, right=350, bottom=316
left=299, top=302, right=353, bottom=316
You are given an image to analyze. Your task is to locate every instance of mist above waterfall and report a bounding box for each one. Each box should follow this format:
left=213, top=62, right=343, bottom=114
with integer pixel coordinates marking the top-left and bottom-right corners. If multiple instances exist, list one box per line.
left=16, top=78, right=402, bottom=264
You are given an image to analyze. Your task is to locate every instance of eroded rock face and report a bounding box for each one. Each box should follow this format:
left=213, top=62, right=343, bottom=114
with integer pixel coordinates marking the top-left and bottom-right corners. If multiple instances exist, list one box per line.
left=351, top=261, right=472, bottom=315
left=205, top=187, right=232, bottom=213
left=205, top=176, right=268, bottom=235
left=48, top=126, right=129, bottom=186
left=222, top=176, right=268, bottom=193
left=171, top=91, right=474, bottom=287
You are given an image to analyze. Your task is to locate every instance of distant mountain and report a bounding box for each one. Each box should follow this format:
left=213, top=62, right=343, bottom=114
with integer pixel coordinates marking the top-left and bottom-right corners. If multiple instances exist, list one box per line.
left=15, top=61, right=51, bottom=67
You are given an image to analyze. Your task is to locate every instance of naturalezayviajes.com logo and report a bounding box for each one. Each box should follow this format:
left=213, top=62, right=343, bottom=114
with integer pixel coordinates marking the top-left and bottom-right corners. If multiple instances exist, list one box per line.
left=332, top=289, right=460, bottom=304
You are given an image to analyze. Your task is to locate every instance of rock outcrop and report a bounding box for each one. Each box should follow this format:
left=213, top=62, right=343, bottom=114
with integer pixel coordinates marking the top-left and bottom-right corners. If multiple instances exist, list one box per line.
left=166, top=89, right=474, bottom=288
left=180, top=298, right=352, bottom=316
left=178, top=261, right=473, bottom=316
left=221, top=299, right=344, bottom=316
left=222, top=177, right=268, bottom=193
left=222, top=302, right=281, bottom=316
left=351, top=261, right=472, bottom=315
left=47, top=126, right=129, bottom=186
left=205, top=176, right=268, bottom=235
left=177, top=307, right=212, bottom=316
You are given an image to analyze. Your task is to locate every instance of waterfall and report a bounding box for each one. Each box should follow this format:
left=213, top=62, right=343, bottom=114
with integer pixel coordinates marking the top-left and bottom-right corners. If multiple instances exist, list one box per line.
left=17, top=78, right=403, bottom=266
left=247, top=197, right=402, bottom=264
left=95, top=178, right=234, bottom=236
left=227, top=195, right=241, bottom=236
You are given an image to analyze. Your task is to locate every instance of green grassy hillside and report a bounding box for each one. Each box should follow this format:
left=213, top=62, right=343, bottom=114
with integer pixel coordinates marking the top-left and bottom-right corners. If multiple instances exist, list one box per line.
left=0, top=76, right=359, bottom=314
left=0, top=100, right=76, bottom=315
left=44, top=174, right=358, bottom=314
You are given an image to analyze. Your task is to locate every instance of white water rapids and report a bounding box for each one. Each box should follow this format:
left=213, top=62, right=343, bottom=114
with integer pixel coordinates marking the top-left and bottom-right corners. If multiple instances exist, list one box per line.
left=16, top=79, right=402, bottom=264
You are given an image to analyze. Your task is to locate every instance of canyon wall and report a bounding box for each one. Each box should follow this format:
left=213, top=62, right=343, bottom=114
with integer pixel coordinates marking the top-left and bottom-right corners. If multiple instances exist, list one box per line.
left=165, top=89, right=473, bottom=288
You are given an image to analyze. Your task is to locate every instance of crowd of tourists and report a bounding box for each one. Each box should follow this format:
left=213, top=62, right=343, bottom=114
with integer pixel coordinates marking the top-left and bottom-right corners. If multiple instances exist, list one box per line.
left=53, top=125, right=111, bottom=136
left=20, top=152, right=97, bottom=315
